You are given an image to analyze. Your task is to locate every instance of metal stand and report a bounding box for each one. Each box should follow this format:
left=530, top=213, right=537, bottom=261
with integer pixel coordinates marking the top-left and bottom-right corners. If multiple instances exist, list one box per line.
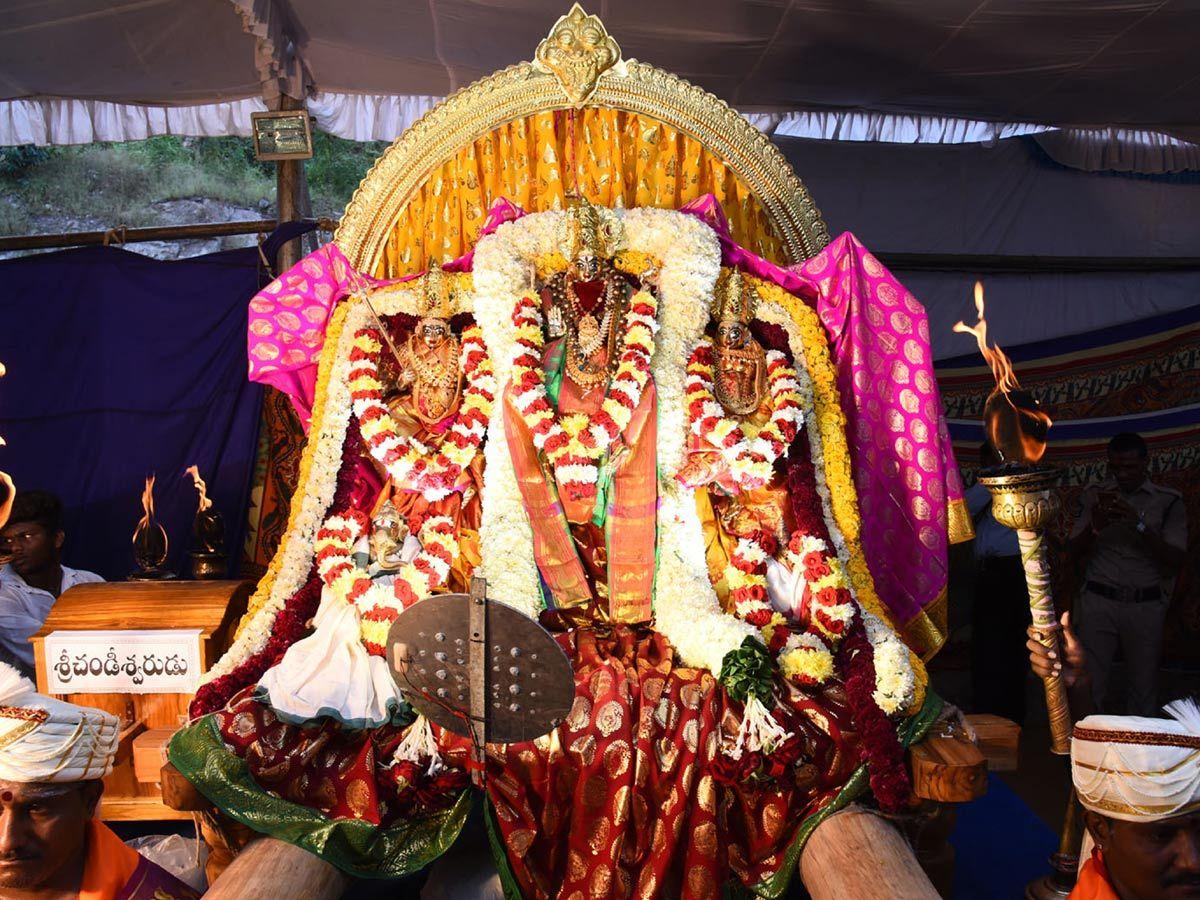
left=1026, top=787, right=1083, bottom=899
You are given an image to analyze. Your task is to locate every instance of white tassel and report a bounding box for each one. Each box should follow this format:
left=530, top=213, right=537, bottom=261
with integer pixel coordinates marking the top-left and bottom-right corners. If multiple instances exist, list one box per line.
left=1163, top=698, right=1200, bottom=735
left=723, top=694, right=793, bottom=760
left=392, top=715, right=444, bottom=777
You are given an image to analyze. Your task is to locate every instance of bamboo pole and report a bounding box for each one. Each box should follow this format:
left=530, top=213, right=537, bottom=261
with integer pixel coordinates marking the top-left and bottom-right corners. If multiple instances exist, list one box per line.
left=0, top=219, right=337, bottom=253
left=202, top=838, right=349, bottom=900
left=274, top=94, right=307, bottom=273
left=800, top=807, right=940, bottom=900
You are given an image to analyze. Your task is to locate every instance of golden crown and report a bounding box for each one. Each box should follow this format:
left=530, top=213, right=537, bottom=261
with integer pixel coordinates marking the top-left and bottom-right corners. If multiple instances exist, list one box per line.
left=416, top=262, right=455, bottom=321
left=561, top=195, right=622, bottom=261
left=715, top=268, right=756, bottom=324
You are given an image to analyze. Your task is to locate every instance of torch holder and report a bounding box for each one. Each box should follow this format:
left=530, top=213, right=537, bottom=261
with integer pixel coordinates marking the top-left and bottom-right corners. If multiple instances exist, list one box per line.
left=978, top=466, right=1072, bottom=755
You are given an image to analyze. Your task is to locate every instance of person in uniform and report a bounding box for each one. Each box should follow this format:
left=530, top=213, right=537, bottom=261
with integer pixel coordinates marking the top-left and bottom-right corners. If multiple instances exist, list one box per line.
left=0, top=663, right=199, bottom=899
left=1067, top=433, right=1188, bottom=715
left=1068, top=700, right=1200, bottom=900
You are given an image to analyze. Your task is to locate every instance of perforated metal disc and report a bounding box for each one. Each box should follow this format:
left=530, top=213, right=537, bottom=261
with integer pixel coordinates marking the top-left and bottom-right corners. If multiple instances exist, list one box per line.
left=386, top=591, right=574, bottom=744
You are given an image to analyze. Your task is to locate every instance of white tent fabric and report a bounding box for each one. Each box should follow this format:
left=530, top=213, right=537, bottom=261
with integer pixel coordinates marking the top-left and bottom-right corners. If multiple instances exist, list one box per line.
left=1, top=1, right=1198, bottom=147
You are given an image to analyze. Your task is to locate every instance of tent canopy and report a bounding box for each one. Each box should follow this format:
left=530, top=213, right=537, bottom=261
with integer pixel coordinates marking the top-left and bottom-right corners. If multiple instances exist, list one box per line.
left=2, top=1, right=1198, bottom=145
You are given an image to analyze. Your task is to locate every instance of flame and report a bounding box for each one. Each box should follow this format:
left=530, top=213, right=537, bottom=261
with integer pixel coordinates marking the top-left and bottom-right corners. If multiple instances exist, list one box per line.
left=135, top=474, right=157, bottom=540
left=184, top=465, right=212, bottom=512
left=953, top=281, right=1053, bottom=465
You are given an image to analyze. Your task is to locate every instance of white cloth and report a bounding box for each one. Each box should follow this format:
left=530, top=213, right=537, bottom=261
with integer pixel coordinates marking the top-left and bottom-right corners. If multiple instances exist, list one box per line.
left=0, top=564, right=103, bottom=670
left=0, top=662, right=119, bottom=783
left=256, top=585, right=404, bottom=728
left=1071, top=699, right=1200, bottom=823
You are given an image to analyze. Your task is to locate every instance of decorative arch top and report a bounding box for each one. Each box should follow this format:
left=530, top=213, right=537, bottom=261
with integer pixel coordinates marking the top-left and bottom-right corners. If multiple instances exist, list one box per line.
left=335, top=5, right=829, bottom=272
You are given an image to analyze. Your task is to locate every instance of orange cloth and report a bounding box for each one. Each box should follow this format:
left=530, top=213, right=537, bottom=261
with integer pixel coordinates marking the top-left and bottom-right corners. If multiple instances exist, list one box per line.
left=1069, top=852, right=1119, bottom=900
left=78, top=818, right=140, bottom=900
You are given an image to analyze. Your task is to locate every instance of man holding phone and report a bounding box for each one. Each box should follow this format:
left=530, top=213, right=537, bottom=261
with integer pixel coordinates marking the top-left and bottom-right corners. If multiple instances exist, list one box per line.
left=1067, top=432, right=1188, bottom=715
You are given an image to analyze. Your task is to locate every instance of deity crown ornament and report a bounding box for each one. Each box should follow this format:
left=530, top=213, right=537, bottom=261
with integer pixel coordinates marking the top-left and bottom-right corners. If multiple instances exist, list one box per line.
left=562, top=195, right=622, bottom=263
left=716, top=268, right=757, bottom=325
left=533, top=4, right=623, bottom=107
left=417, top=262, right=455, bottom=325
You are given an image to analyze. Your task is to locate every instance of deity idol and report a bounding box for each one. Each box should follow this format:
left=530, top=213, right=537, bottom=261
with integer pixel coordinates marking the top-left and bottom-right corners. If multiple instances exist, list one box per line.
left=355, top=264, right=491, bottom=590
left=503, top=196, right=658, bottom=622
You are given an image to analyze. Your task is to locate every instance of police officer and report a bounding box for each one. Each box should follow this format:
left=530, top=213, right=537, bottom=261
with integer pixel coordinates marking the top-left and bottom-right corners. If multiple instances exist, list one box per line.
left=1067, top=433, right=1187, bottom=716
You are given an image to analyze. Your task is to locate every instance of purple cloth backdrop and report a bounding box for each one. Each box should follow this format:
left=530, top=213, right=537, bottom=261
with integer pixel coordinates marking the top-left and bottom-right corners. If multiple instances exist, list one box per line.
left=0, top=225, right=311, bottom=580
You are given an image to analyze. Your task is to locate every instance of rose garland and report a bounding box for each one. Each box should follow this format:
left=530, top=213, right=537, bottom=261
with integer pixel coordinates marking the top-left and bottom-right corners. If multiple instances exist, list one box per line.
left=349, top=324, right=495, bottom=502
left=681, top=339, right=804, bottom=490
left=314, top=509, right=459, bottom=656
left=508, top=289, right=658, bottom=503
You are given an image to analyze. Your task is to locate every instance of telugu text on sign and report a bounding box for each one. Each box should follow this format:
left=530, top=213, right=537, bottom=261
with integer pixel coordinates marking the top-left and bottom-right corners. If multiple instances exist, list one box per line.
left=44, top=629, right=203, bottom=694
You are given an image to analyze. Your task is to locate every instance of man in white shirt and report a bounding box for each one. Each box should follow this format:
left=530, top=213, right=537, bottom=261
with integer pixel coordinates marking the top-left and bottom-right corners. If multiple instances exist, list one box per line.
left=0, top=491, right=103, bottom=676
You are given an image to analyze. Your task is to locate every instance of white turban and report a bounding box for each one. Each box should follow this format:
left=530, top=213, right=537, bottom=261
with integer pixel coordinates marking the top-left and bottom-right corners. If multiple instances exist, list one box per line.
left=1072, top=699, right=1200, bottom=823
left=0, top=663, right=119, bottom=783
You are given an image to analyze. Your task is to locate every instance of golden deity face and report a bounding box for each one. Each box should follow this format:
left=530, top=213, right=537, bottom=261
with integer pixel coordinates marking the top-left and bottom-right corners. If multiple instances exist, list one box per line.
left=419, top=319, right=451, bottom=349
left=534, top=5, right=622, bottom=106
left=716, top=319, right=752, bottom=350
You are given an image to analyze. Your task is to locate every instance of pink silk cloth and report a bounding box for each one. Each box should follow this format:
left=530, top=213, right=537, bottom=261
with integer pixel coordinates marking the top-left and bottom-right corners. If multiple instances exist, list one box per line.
left=680, top=196, right=969, bottom=657
left=247, top=199, right=526, bottom=428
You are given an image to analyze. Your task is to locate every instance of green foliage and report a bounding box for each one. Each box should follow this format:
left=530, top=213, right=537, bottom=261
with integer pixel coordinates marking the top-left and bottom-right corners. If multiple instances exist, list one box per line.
left=720, top=636, right=774, bottom=703
left=0, top=131, right=388, bottom=237
left=306, top=132, right=388, bottom=216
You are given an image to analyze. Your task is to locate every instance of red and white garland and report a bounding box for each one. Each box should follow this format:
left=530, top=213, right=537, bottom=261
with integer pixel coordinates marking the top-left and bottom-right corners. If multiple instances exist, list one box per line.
left=350, top=324, right=495, bottom=501
left=728, top=528, right=858, bottom=688
left=508, top=289, right=658, bottom=502
left=315, top=509, right=459, bottom=656
left=682, top=339, right=804, bottom=490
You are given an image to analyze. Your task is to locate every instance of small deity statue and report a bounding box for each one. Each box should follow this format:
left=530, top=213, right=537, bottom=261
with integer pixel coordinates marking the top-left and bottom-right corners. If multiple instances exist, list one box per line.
left=545, top=196, right=627, bottom=395
left=712, top=268, right=768, bottom=416
left=389, top=265, right=462, bottom=425
left=368, top=499, right=409, bottom=572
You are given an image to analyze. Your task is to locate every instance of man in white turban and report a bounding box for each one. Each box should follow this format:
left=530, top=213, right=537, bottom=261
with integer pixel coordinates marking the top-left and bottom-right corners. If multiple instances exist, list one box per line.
left=1069, top=699, right=1200, bottom=899
left=0, top=662, right=198, bottom=899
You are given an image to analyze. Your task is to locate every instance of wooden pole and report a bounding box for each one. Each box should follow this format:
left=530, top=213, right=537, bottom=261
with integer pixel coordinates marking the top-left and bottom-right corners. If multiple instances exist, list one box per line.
left=800, top=807, right=940, bottom=900
left=274, top=94, right=307, bottom=273
left=202, top=837, right=349, bottom=900
left=0, top=219, right=336, bottom=253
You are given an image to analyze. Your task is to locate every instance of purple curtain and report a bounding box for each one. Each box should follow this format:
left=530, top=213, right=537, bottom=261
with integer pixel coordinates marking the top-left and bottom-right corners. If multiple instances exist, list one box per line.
left=0, top=225, right=311, bottom=580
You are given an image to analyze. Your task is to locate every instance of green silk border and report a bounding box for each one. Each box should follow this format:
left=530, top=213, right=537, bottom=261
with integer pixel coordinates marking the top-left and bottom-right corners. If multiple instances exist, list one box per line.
left=168, top=715, right=470, bottom=879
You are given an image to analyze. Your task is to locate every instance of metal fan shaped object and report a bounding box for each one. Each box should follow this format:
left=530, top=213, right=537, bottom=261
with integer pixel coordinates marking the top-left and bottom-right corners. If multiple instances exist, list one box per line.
left=386, top=578, right=574, bottom=747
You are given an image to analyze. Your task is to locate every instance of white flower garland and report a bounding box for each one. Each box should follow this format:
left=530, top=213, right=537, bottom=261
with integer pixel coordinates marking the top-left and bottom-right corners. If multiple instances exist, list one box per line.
left=203, top=299, right=368, bottom=685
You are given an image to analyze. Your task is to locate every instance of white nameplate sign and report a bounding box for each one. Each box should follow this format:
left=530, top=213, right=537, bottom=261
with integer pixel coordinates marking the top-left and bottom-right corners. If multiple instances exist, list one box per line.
left=44, top=629, right=203, bottom=695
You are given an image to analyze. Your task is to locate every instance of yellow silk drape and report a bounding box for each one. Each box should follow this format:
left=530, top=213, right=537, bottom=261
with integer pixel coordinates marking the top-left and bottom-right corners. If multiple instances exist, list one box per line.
left=373, top=109, right=785, bottom=278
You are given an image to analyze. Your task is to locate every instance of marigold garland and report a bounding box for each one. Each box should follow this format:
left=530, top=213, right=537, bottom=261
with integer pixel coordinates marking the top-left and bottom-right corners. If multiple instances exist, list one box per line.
left=314, top=509, right=460, bottom=656
left=349, top=323, right=494, bottom=501
left=508, top=288, right=658, bottom=502
left=681, top=338, right=804, bottom=490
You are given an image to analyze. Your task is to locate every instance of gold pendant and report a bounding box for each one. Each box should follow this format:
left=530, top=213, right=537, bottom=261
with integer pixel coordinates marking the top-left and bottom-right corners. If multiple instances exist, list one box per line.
left=577, top=314, right=601, bottom=354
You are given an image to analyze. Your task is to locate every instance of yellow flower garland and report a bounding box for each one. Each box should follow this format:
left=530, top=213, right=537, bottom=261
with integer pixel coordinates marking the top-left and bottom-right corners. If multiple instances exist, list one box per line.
left=750, top=277, right=928, bottom=708
left=234, top=300, right=351, bottom=638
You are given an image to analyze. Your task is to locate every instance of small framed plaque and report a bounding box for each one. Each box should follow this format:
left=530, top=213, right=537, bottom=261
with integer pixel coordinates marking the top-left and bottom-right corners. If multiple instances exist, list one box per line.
left=251, top=109, right=314, bottom=160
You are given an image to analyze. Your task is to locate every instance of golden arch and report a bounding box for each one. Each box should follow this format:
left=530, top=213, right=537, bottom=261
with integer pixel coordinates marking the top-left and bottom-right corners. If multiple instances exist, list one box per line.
left=334, top=9, right=829, bottom=274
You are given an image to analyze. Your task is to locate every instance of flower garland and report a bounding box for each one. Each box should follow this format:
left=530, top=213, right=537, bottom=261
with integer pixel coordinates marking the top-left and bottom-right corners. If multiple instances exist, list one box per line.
left=314, top=509, right=459, bottom=655
left=681, top=338, right=804, bottom=490
left=507, top=289, right=658, bottom=502
left=349, top=323, right=494, bottom=501
left=753, top=281, right=923, bottom=715
left=203, top=299, right=361, bottom=690
left=725, top=531, right=775, bottom=626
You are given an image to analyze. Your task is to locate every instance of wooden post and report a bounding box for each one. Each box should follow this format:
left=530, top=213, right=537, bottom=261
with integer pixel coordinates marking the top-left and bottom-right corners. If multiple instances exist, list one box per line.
left=274, top=94, right=307, bottom=273
left=800, top=807, right=940, bottom=900
left=203, top=837, right=349, bottom=900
